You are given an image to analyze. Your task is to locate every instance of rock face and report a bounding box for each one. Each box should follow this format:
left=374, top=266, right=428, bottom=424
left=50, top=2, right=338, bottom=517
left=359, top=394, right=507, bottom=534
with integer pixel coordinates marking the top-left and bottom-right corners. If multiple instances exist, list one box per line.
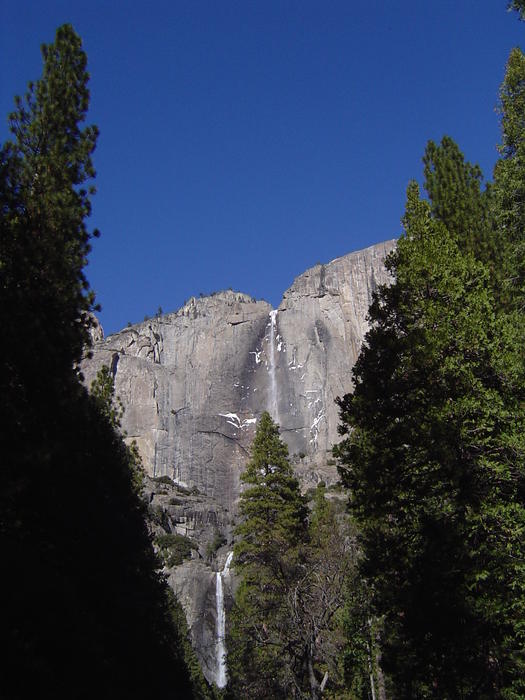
left=141, top=474, right=232, bottom=685
left=82, top=291, right=273, bottom=511
left=270, top=239, right=395, bottom=486
left=83, top=240, right=395, bottom=496
left=81, top=239, right=396, bottom=684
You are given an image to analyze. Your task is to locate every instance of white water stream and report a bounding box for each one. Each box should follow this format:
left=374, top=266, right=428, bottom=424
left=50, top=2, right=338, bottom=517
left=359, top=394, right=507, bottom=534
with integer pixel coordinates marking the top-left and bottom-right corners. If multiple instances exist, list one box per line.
left=268, top=310, right=279, bottom=423
left=215, top=551, right=234, bottom=688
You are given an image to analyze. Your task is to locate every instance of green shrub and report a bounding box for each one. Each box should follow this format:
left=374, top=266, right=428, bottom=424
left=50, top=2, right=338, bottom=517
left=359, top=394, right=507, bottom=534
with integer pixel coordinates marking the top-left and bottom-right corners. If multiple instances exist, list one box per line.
left=206, top=529, right=227, bottom=560
left=153, top=475, right=174, bottom=486
left=304, top=487, right=317, bottom=502
left=155, top=533, right=197, bottom=567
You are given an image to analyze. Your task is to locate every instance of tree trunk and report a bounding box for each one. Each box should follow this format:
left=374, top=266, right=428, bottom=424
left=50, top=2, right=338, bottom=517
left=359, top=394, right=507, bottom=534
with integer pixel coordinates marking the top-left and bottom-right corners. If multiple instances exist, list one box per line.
left=308, top=645, right=319, bottom=700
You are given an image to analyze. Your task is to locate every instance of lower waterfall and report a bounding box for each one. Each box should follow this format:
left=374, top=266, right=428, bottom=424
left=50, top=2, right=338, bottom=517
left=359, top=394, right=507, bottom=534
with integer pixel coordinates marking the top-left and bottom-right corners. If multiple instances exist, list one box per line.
left=215, top=551, right=234, bottom=688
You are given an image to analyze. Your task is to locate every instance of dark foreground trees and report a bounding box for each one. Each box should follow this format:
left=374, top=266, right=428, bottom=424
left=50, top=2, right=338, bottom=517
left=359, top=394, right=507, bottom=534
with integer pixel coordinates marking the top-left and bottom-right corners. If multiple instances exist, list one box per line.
left=1, top=25, right=195, bottom=698
left=493, top=46, right=525, bottom=312
left=335, top=181, right=525, bottom=697
left=335, top=7, right=525, bottom=694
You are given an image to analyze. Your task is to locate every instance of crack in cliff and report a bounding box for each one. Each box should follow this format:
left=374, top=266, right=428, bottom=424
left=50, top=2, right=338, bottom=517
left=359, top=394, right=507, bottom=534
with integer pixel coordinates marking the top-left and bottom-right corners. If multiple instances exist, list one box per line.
left=228, top=319, right=251, bottom=326
left=171, top=406, right=190, bottom=416
left=196, top=430, right=250, bottom=455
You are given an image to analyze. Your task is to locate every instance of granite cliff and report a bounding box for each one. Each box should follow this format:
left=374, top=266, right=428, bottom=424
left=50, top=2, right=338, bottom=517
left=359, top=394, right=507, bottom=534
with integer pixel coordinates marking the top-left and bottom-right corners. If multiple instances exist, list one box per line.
left=81, top=239, right=396, bottom=684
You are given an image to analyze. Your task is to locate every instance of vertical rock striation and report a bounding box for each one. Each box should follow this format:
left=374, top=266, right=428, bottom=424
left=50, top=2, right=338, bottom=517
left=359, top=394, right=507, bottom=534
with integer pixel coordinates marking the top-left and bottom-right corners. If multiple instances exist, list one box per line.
left=274, top=239, right=395, bottom=485
left=83, top=239, right=395, bottom=499
left=82, top=291, right=273, bottom=510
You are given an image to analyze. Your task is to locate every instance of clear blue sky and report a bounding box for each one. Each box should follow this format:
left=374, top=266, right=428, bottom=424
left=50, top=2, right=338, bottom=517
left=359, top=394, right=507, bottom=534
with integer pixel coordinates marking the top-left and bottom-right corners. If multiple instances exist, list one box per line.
left=1, top=1, right=523, bottom=334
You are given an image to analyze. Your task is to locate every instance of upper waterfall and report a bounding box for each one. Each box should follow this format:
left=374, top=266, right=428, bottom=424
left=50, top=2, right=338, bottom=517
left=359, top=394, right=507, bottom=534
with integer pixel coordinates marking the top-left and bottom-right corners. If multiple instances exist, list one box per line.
left=268, top=310, right=279, bottom=424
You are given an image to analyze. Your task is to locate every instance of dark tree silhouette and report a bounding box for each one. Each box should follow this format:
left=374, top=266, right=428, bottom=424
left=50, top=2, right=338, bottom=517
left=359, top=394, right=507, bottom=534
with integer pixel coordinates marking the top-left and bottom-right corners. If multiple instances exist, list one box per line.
left=0, top=25, right=195, bottom=699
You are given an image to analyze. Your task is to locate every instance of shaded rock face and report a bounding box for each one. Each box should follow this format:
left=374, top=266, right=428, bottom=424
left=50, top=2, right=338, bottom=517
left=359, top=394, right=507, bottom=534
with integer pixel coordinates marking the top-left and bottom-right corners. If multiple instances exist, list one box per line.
left=81, top=240, right=396, bottom=684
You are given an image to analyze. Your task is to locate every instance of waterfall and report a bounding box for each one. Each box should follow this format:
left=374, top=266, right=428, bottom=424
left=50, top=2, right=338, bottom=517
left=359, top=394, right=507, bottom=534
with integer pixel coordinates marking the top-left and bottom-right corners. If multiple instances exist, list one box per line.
left=268, top=310, right=279, bottom=423
left=216, top=551, right=234, bottom=688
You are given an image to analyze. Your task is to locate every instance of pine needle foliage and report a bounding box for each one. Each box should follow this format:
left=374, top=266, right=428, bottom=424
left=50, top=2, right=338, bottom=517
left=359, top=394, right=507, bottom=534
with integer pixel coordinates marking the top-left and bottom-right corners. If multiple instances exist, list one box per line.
left=235, top=411, right=307, bottom=563
left=228, top=411, right=308, bottom=698
left=493, top=47, right=525, bottom=311
left=335, top=182, right=525, bottom=698
left=1, top=23, right=99, bottom=380
left=508, top=0, right=525, bottom=20
left=229, top=416, right=355, bottom=699
left=423, top=135, right=497, bottom=270
left=0, top=26, right=196, bottom=698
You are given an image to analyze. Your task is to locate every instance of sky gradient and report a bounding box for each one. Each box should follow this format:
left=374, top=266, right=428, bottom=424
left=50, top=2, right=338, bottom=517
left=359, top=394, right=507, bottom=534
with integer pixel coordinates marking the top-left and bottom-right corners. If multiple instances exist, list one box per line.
left=1, top=1, right=523, bottom=334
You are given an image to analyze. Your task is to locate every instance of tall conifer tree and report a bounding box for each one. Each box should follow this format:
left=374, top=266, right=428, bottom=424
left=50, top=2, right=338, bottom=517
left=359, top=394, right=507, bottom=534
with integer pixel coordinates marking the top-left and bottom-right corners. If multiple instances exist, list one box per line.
left=423, top=135, right=496, bottom=267
left=1, top=24, right=99, bottom=383
left=335, top=183, right=525, bottom=698
left=493, top=47, right=525, bottom=311
left=0, top=26, right=195, bottom=698
left=228, top=412, right=308, bottom=698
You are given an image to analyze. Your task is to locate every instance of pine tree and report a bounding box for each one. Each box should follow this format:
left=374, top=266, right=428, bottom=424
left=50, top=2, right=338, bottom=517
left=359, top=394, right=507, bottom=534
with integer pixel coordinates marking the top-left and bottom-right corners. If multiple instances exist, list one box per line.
left=341, top=551, right=379, bottom=700
left=493, top=47, right=525, bottom=311
left=90, top=365, right=125, bottom=429
left=422, top=135, right=497, bottom=268
left=0, top=26, right=196, bottom=698
left=234, top=412, right=307, bottom=565
left=228, top=411, right=308, bottom=698
left=1, top=23, right=99, bottom=385
left=335, top=182, right=525, bottom=698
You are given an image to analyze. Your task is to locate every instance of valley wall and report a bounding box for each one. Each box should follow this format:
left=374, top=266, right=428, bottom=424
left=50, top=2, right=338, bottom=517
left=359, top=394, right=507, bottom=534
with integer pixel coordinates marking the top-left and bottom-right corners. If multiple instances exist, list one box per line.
left=81, top=239, right=396, bottom=684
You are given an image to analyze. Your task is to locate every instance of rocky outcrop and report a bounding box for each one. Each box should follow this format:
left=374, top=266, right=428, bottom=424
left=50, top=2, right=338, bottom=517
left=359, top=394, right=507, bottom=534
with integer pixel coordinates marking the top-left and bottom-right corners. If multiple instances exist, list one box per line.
left=81, top=239, right=396, bottom=684
left=142, top=474, right=233, bottom=684
left=273, top=239, right=395, bottom=486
